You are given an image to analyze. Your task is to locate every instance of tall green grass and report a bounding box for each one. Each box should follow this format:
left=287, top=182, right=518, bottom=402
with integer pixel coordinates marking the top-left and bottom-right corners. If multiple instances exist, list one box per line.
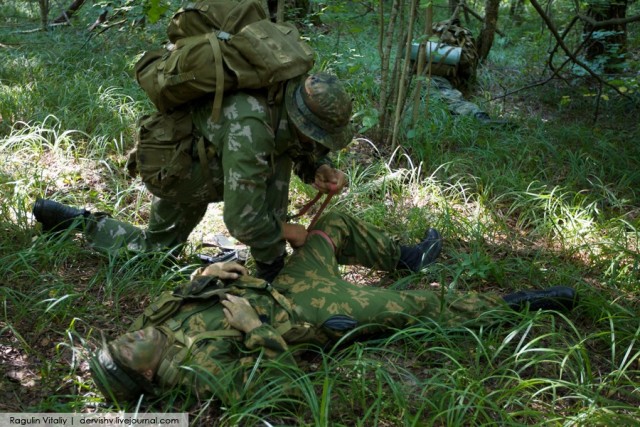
left=0, top=0, right=639, bottom=425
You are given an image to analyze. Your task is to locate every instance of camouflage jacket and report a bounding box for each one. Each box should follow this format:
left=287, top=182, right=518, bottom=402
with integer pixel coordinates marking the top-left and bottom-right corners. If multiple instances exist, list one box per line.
left=190, top=85, right=332, bottom=261
left=130, top=274, right=299, bottom=401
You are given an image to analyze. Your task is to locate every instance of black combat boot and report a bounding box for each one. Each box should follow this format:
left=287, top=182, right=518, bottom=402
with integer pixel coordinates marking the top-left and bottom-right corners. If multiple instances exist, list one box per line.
left=255, top=254, right=286, bottom=283
left=32, top=198, right=91, bottom=232
left=474, top=112, right=516, bottom=129
left=503, top=286, right=578, bottom=312
left=397, top=228, right=443, bottom=272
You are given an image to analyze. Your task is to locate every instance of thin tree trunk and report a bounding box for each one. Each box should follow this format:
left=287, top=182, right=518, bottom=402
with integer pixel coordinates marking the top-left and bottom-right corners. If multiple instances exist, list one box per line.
left=52, top=0, right=86, bottom=24
left=391, top=0, right=419, bottom=150
left=38, top=0, right=50, bottom=30
left=276, top=0, right=284, bottom=23
left=583, top=0, right=628, bottom=72
left=509, top=0, right=525, bottom=25
left=377, top=0, right=401, bottom=145
left=411, top=2, right=433, bottom=126
left=477, top=0, right=499, bottom=62
left=448, top=0, right=458, bottom=15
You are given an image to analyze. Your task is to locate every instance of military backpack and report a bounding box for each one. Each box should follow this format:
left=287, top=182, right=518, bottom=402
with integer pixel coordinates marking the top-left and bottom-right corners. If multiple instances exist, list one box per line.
left=430, top=18, right=479, bottom=88
left=135, top=0, right=315, bottom=121
left=128, top=0, right=314, bottom=192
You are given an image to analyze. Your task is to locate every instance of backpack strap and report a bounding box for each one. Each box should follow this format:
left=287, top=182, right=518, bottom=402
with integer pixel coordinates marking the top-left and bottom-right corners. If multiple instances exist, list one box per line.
left=231, top=276, right=294, bottom=315
left=128, top=292, right=183, bottom=332
left=207, top=31, right=228, bottom=122
left=267, top=82, right=286, bottom=133
left=195, top=135, right=213, bottom=194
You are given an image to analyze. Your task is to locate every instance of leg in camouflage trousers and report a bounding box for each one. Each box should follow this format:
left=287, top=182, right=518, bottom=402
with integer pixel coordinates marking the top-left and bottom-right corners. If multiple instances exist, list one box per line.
left=275, top=211, right=505, bottom=338
left=430, top=76, right=485, bottom=118
left=84, top=197, right=209, bottom=256
left=84, top=145, right=225, bottom=256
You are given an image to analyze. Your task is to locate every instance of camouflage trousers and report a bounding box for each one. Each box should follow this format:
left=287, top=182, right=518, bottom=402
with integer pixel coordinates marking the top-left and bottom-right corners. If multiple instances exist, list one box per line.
left=83, top=196, right=209, bottom=256
left=275, top=211, right=506, bottom=338
left=429, top=76, right=484, bottom=117
left=82, top=153, right=291, bottom=260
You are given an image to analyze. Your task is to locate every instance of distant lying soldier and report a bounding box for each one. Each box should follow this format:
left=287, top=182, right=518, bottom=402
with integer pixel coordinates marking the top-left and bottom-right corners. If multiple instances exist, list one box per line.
left=90, top=211, right=577, bottom=402
left=411, top=18, right=510, bottom=126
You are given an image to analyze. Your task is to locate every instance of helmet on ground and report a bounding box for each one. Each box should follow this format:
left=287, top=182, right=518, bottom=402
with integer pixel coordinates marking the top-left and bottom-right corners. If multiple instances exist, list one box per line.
left=285, top=72, right=354, bottom=151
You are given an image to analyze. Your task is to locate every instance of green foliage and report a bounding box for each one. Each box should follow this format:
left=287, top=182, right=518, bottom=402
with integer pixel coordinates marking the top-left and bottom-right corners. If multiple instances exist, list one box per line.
left=0, top=0, right=639, bottom=424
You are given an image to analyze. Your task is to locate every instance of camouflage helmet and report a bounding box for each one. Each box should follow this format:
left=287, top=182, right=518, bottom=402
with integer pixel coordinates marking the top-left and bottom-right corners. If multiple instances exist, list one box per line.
left=89, top=341, right=147, bottom=402
left=285, top=72, right=354, bottom=151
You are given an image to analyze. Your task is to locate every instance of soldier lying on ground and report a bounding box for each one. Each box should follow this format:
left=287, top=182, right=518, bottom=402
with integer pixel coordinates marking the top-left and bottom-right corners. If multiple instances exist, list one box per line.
left=414, top=18, right=510, bottom=126
left=90, top=211, right=577, bottom=403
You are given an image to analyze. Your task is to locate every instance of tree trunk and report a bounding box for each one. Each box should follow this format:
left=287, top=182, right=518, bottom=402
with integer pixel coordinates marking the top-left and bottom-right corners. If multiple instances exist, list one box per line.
left=583, top=0, right=628, bottom=73
left=38, top=0, right=50, bottom=30
left=509, top=0, right=525, bottom=26
left=476, top=0, right=499, bottom=62
left=276, top=0, right=284, bottom=23
left=52, top=0, right=86, bottom=24
left=267, top=0, right=317, bottom=22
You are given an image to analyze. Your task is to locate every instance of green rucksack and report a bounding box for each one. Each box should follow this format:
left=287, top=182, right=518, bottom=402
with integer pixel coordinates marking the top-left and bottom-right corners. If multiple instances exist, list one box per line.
left=430, top=18, right=479, bottom=88
left=126, top=109, right=196, bottom=193
left=135, top=0, right=314, bottom=121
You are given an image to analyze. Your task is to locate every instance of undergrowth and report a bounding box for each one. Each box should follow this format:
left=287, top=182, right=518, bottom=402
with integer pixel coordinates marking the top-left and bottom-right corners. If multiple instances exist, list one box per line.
left=0, top=1, right=638, bottom=425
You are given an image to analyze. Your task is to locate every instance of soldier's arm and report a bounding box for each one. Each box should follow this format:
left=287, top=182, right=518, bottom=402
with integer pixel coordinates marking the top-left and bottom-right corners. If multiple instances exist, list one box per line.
left=220, top=100, right=284, bottom=257
left=223, top=294, right=295, bottom=362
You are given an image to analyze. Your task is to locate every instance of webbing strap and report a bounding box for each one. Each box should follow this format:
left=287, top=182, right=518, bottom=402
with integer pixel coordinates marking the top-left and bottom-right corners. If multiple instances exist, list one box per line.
left=156, top=353, right=180, bottom=387
left=207, top=32, right=225, bottom=122
left=289, top=187, right=337, bottom=231
left=307, top=191, right=335, bottom=231
left=289, top=192, right=322, bottom=220
left=191, top=329, right=243, bottom=347
left=196, top=136, right=213, bottom=193
left=265, top=283, right=293, bottom=314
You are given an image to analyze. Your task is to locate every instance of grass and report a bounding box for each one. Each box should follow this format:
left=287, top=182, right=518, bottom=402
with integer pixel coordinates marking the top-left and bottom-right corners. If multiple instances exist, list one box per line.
left=1, top=0, right=639, bottom=425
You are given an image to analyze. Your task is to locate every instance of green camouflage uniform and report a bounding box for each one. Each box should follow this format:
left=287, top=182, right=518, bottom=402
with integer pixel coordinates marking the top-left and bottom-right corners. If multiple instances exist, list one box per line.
left=422, top=19, right=485, bottom=118
left=127, top=211, right=504, bottom=400
left=429, top=75, right=484, bottom=117
left=84, top=88, right=330, bottom=263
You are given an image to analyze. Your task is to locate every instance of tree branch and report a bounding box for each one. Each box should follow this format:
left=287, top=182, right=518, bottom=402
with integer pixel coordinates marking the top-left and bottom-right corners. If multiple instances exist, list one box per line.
left=494, top=0, right=636, bottom=123
left=460, top=2, right=505, bottom=36
left=577, top=12, right=640, bottom=27
left=528, top=0, right=627, bottom=95
left=52, top=0, right=86, bottom=24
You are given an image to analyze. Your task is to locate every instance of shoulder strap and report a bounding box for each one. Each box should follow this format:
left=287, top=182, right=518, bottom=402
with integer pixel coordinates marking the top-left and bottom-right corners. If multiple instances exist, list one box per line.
left=207, top=31, right=226, bottom=122
left=267, top=82, right=286, bottom=133
left=129, top=277, right=228, bottom=332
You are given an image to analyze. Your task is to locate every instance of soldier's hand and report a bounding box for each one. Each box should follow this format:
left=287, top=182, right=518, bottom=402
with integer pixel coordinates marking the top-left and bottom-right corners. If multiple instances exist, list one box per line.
left=201, top=262, right=247, bottom=279
left=222, top=294, right=262, bottom=333
left=313, top=164, right=346, bottom=194
left=283, top=223, right=307, bottom=248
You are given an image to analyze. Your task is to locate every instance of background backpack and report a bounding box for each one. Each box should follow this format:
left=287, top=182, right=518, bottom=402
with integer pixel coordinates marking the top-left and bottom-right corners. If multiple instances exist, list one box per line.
left=430, top=18, right=479, bottom=89
left=135, top=0, right=314, bottom=121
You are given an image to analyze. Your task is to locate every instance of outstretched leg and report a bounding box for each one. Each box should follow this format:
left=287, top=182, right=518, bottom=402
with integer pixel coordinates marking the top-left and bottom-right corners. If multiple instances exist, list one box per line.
left=33, top=196, right=207, bottom=257
left=86, top=196, right=207, bottom=255
left=308, top=211, right=441, bottom=271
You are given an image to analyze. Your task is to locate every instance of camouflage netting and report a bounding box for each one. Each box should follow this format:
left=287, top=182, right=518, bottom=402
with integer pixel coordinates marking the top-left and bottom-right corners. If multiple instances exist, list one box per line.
left=431, top=18, right=479, bottom=89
